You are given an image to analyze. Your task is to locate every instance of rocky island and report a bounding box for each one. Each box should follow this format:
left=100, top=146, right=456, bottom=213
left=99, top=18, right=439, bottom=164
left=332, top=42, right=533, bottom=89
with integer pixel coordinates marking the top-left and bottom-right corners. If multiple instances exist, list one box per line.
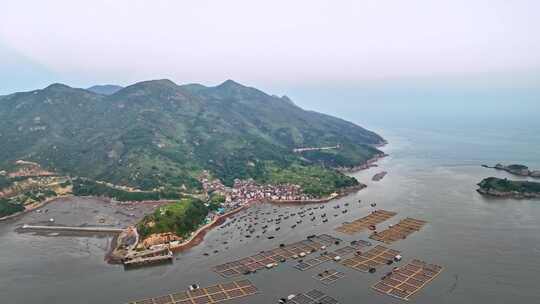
left=477, top=177, right=540, bottom=199
left=372, top=171, right=388, bottom=181
left=483, top=163, right=540, bottom=178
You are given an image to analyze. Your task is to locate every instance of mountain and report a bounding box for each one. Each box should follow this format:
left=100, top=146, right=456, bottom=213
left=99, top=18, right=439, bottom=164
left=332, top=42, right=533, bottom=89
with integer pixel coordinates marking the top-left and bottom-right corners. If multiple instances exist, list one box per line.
left=0, top=79, right=384, bottom=194
left=86, top=84, right=124, bottom=95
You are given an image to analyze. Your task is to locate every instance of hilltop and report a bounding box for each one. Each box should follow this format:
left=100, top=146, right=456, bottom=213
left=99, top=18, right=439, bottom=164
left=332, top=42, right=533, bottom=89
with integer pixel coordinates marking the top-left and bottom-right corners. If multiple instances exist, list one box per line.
left=0, top=79, right=384, bottom=197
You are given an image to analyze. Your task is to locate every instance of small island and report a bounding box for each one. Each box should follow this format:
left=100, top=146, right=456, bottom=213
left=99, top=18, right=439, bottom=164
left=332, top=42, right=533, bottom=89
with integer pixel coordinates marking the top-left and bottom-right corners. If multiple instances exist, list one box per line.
left=482, top=163, right=540, bottom=178
left=372, top=171, right=388, bottom=181
left=477, top=177, right=540, bottom=199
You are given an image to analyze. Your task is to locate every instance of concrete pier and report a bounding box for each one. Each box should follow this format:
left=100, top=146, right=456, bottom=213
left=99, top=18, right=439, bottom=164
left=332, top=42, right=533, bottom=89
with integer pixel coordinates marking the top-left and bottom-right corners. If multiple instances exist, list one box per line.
left=21, top=224, right=124, bottom=233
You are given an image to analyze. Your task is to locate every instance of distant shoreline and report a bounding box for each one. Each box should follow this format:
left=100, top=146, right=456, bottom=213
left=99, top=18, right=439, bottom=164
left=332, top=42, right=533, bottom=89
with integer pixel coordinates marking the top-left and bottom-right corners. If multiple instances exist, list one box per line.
left=0, top=196, right=69, bottom=222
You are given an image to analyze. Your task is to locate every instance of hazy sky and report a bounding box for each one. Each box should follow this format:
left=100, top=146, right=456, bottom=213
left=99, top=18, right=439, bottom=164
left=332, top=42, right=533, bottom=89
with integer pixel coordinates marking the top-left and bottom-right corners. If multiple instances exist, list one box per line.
left=1, top=0, right=539, bottom=95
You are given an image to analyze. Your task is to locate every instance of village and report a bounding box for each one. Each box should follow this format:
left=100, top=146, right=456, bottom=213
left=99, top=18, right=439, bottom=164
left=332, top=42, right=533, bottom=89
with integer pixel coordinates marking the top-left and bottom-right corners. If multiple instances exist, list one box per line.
left=114, top=173, right=338, bottom=267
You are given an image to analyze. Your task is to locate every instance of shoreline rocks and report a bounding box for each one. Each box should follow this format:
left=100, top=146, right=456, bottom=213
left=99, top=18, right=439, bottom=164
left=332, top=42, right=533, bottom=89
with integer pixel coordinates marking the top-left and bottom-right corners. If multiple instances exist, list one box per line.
left=336, top=153, right=388, bottom=173
left=484, top=163, right=540, bottom=178
left=476, top=187, right=540, bottom=199
left=372, top=171, right=388, bottom=181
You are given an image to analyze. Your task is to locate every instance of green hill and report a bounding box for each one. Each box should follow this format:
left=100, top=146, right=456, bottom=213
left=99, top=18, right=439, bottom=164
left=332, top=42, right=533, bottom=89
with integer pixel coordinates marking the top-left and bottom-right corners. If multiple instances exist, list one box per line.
left=0, top=79, right=384, bottom=194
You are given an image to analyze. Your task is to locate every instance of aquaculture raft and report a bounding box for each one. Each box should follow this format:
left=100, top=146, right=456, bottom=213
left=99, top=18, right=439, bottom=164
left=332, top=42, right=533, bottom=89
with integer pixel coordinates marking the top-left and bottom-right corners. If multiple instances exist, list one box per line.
left=313, top=269, right=345, bottom=285
left=370, top=217, right=427, bottom=244
left=213, top=235, right=340, bottom=278
left=335, top=210, right=397, bottom=235
left=287, top=289, right=339, bottom=304
left=340, top=245, right=400, bottom=272
left=372, top=259, right=443, bottom=301
left=127, top=279, right=258, bottom=304
left=294, top=237, right=369, bottom=271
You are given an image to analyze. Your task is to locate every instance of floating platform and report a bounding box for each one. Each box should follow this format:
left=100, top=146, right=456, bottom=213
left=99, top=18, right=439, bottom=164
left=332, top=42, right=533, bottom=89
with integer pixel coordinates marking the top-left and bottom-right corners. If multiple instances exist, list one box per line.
left=213, top=235, right=340, bottom=278
left=372, top=259, right=443, bottom=301
left=295, top=254, right=333, bottom=271
left=335, top=210, right=397, bottom=235
left=369, top=217, right=427, bottom=244
left=127, top=279, right=258, bottom=304
left=287, top=289, right=339, bottom=304
left=313, top=269, right=345, bottom=285
left=340, top=245, right=400, bottom=272
left=295, top=239, right=364, bottom=271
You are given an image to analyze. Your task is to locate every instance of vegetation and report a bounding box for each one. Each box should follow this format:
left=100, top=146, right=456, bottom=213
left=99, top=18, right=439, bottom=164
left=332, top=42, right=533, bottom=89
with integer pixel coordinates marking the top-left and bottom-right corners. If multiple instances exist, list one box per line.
left=0, top=199, right=24, bottom=218
left=0, top=79, right=384, bottom=195
left=137, top=198, right=210, bottom=238
left=259, top=162, right=359, bottom=197
left=72, top=178, right=181, bottom=201
left=507, top=164, right=528, bottom=171
left=478, top=177, right=540, bottom=193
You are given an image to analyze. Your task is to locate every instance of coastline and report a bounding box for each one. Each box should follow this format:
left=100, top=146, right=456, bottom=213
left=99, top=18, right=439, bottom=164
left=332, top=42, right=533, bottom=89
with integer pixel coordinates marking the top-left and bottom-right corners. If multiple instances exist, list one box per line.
left=164, top=183, right=368, bottom=254
left=0, top=195, right=70, bottom=222
left=476, top=188, right=540, bottom=199
left=169, top=201, right=253, bottom=253
left=268, top=183, right=366, bottom=205
left=335, top=153, right=388, bottom=173
left=130, top=152, right=385, bottom=255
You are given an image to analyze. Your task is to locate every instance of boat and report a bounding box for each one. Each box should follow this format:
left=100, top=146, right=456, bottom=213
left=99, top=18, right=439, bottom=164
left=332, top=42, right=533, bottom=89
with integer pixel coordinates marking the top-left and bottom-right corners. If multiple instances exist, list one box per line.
left=189, top=284, right=200, bottom=291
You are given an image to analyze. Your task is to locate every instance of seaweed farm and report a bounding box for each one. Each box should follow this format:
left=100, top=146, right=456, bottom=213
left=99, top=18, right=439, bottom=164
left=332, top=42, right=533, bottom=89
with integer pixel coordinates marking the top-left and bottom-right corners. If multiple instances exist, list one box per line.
left=313, top=269, right=345, bottom=285
left=370, top=217, right=427, bottom=244
left=340, top=245, right=401, bottom=272
left=335, top=210, right=396, bottom=235
left=127, top=280, right=258, bottom=304
left=372, top=259, right=443, bottom=301
left=285, top=289, right=339, bottom=304
left=213, top=234, right=341, bottom=277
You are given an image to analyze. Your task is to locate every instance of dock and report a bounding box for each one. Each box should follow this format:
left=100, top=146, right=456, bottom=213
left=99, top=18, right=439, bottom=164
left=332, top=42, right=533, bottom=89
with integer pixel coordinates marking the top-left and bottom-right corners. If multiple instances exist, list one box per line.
left=21, top=224, right=124, bottom=234
left=123, top=246, right=173, bottom=268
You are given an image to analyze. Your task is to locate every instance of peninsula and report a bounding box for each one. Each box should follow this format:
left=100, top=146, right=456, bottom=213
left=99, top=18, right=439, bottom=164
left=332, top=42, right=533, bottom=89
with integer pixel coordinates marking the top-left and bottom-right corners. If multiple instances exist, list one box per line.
left=1, top=79, right=386, bottom=261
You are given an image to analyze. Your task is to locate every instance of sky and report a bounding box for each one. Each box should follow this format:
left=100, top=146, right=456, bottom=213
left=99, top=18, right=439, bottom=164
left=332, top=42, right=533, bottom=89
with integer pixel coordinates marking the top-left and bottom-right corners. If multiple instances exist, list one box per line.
left=0, top=0, right=539, bottom=125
